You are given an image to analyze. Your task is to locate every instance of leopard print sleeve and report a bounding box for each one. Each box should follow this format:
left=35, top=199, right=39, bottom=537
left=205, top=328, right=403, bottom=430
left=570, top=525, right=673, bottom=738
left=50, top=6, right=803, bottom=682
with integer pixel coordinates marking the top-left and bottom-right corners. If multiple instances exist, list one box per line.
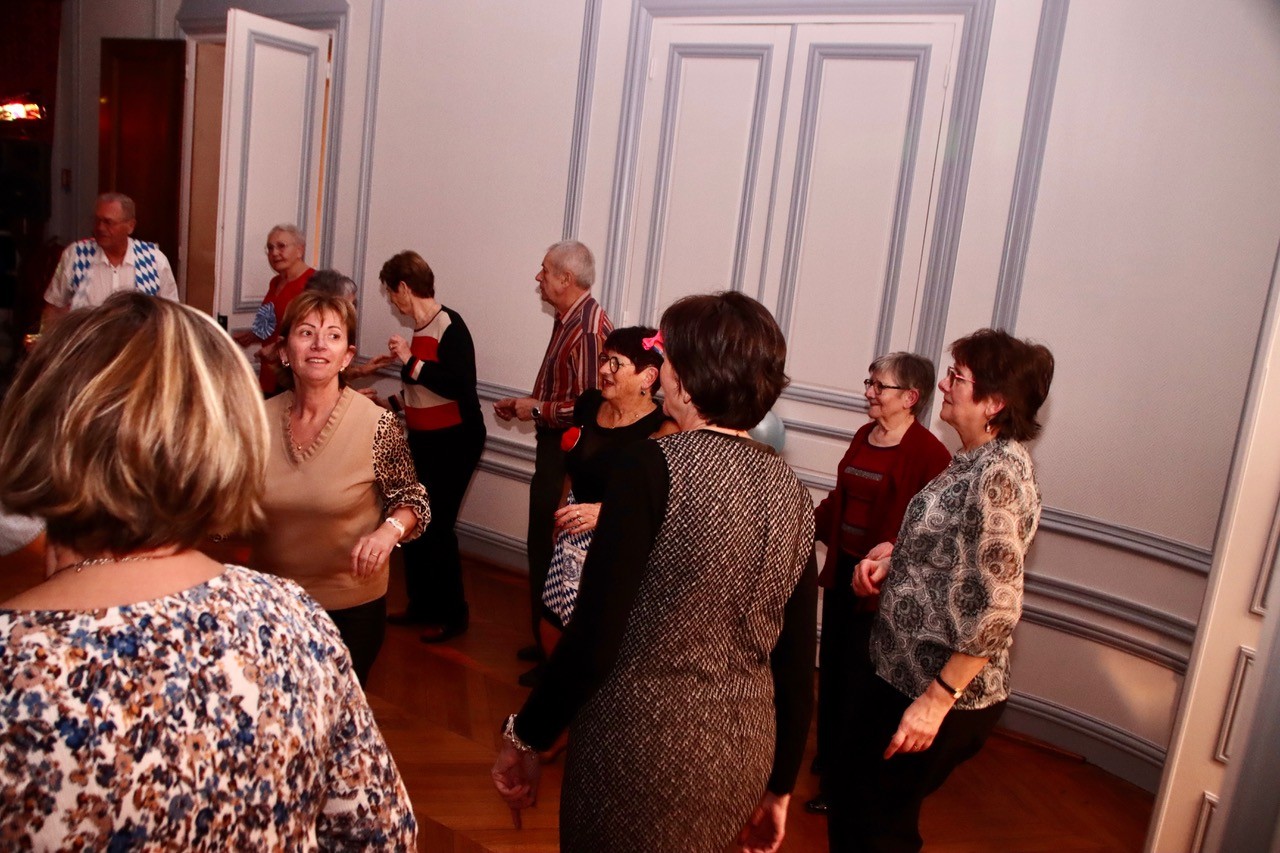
left=372, top=411, right=430, bottom=541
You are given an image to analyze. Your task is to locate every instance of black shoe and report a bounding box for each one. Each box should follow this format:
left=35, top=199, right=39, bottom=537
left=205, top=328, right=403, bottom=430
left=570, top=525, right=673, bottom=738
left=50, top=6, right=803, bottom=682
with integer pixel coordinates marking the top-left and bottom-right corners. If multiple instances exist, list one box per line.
left=419, top=620, right=468, bottom=643
left=516, top=643, right=544, bottom=663
left=518, top=664, right=543, bottom=688
left=804, top=796, right=830, bottom=815
left=387, top=610, right=428, bottom=627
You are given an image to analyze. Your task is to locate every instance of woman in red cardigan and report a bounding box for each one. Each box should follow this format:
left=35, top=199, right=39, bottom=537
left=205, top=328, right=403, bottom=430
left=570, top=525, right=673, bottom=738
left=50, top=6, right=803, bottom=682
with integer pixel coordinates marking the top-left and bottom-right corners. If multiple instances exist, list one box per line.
left=807, top=352, right=951, bottom=814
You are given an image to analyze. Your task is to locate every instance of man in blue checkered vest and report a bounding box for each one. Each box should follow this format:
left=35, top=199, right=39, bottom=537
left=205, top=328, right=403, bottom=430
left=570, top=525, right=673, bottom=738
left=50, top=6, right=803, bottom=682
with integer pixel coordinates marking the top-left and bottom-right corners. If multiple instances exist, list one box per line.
left=43, top=192, right=179, bottom=322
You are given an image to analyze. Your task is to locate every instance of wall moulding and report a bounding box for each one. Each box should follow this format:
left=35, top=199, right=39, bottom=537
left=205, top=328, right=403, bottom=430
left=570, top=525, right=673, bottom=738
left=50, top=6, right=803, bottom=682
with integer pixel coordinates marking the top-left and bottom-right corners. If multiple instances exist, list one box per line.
left=1003, top=690, right=1165, bottom=791
left=1039, top=506, right=1212, bottom=575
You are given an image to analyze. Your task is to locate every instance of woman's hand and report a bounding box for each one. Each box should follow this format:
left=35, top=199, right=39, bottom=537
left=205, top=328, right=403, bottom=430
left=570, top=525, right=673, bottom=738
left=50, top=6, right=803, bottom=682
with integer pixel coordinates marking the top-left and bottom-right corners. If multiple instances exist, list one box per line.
left=492, top=741, right=541, bottom=810
left=852, top=556, right=890, bottom=596
left=883, top=683, right=955, bottom=759
left=388, top=334, right=412, bottom=363
left=553, top=503, right=601, bottom=536
left=737, top=791, right=789, bottom=853
left=350, top=523, right=401, bottom=578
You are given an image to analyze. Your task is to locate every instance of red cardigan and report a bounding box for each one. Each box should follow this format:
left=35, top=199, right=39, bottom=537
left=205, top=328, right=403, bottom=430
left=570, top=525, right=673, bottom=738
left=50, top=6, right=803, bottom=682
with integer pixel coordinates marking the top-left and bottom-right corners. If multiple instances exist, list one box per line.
left=814, top=418, right=951, bottom=588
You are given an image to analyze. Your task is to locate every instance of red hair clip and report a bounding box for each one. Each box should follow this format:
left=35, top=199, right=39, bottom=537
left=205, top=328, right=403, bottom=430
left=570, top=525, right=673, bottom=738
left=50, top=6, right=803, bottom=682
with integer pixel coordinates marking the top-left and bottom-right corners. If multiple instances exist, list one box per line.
left=642, top=330, right=665, bottom=356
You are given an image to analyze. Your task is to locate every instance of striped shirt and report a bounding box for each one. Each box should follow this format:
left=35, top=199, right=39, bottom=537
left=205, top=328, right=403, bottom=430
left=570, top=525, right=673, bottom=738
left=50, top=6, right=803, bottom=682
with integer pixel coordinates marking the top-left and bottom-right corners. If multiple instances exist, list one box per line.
left=395, top=306, right=481, bottom=432
left=531, top=291, right=612, bottom=429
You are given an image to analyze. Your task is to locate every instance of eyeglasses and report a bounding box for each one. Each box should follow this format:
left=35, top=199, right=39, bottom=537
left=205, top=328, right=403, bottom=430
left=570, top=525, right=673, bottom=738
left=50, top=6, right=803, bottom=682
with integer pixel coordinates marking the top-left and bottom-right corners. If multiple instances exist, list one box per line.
left=864, top=379, right=906, bottom=394
left=598, top=354, right=633, bottom=373
left=946, top=366, right=976, bottom=386
left=94, top=217, right=129, bottom=228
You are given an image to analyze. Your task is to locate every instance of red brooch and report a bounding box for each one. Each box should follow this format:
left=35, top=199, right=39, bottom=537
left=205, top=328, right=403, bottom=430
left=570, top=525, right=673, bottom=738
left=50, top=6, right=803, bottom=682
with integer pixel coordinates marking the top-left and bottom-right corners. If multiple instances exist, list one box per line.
left=561, top=426, right=582, bottom=452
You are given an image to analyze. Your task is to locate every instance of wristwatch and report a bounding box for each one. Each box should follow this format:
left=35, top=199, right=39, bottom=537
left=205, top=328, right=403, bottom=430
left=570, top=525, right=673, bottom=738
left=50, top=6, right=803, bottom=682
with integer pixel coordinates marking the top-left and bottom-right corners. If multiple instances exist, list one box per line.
left=935, top=673, right=964, bottom=700
left=530, top=404, right=541, bottom=422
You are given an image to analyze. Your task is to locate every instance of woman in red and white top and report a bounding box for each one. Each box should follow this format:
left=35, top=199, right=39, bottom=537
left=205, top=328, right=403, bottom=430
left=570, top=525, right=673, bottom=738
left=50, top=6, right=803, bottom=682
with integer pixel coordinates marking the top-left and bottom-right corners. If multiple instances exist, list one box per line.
left=380, top=251, right=486, bottom=642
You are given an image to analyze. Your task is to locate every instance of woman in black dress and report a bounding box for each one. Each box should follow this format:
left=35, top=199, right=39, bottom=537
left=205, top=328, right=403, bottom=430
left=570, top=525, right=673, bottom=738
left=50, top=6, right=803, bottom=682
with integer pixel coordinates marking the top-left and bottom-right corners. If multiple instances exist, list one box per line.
left=539, top=326, right=675, bottom=651
left=493, top=292, right=816, bottom=853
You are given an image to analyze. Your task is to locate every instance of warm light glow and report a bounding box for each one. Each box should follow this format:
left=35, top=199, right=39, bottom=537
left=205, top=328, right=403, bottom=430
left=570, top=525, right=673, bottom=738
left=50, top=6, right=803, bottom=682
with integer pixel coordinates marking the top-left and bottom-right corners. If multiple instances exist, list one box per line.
left=0, top=102, right=44, bottom=121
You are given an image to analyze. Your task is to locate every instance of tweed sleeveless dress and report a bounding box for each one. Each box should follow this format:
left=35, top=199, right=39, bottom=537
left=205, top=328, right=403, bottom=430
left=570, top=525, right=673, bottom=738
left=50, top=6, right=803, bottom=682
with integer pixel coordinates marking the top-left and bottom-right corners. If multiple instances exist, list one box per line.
left=559, top=430, right=814, bottom=852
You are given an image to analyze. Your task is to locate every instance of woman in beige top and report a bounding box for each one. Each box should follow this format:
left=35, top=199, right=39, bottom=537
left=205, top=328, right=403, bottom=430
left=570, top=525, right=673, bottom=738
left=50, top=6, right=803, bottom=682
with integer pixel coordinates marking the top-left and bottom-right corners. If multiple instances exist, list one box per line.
left=252, top=290, right=430, bottom=685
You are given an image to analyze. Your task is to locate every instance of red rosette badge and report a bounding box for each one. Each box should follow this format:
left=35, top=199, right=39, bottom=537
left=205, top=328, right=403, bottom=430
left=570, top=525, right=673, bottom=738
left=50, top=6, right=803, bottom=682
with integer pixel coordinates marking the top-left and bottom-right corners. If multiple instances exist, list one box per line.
left=561, top=426, right=582, bottom=453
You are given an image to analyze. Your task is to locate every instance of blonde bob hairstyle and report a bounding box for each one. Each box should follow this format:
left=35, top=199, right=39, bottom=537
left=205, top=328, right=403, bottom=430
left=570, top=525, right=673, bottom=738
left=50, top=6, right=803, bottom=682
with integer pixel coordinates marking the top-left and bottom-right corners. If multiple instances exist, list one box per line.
left=0, top=293, right=269, bottom=555
left=274, top=289, right=358, bottom=391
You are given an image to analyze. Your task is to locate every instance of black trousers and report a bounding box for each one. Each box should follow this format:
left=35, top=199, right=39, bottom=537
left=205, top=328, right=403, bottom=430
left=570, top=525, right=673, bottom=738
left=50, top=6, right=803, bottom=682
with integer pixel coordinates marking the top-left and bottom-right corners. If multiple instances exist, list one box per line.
left=526, top=425, right=566, bottom=645
left=327, top=595, right=387, bottom=688
left=402, top=422, right=486, bottom=626
left=828, top=671, right=1006, bottom=853
left=816, top=564, right=876, bottom=792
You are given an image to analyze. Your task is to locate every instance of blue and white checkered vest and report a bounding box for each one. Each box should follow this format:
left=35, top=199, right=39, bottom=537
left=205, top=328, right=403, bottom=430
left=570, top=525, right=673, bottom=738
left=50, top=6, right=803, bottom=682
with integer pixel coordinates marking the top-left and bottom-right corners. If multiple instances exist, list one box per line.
left=67, top=238, right=163, bottom=299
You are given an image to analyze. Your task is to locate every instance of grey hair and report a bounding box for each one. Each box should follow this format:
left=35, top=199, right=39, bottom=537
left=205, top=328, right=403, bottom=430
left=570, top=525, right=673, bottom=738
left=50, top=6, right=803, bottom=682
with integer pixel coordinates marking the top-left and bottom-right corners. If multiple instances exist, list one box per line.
left=268, top=223, right=306, bottom=251
left=545, top=240, right=595, bottom=289
left=97, top=192, right=136, bottom=221
left=869, top=351, right=937, bottom=416
left=306, top=269, right=358, bottom=301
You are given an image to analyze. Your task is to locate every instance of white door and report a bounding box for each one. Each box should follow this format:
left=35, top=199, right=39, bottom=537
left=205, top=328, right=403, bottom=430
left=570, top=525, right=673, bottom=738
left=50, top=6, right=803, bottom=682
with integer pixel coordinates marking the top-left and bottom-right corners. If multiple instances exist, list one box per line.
left=615, top=18, right=956, bottom=426
left=214, top=9, right=329, bottom=335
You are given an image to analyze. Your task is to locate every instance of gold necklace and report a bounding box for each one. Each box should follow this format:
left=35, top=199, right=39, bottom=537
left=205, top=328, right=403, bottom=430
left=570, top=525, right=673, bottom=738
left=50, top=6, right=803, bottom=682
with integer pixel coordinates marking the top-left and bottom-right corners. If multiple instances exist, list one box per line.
left=54, top=552, right=170, bottom=576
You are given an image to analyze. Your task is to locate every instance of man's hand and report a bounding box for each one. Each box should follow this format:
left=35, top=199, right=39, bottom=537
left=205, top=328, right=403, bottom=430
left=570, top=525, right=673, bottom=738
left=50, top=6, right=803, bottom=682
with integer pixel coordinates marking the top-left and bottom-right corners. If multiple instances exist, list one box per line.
left=494, top=396, right=540, bottom=422
left=494, top=398, right=517, bottom=421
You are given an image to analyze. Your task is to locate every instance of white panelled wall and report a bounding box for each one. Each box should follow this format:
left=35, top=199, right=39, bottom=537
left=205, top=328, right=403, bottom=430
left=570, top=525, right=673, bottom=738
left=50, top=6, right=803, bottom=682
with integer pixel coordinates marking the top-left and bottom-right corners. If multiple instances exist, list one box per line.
left=50, top=0, right=1280, bottom=847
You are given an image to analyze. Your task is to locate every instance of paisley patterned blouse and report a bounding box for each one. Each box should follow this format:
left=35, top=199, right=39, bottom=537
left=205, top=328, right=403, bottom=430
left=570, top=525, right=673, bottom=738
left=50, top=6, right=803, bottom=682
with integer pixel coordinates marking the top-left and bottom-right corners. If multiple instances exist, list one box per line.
left=0, top=566, right=416, bottom=850
left=871, top=438, right=1042, bottom=710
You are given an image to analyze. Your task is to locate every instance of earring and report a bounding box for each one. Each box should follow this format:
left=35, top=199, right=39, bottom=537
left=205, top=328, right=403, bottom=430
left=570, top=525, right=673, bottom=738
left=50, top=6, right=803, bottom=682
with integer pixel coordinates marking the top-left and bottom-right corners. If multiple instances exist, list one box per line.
left=281, top=359, right=290, bottom=367
left=640, top=389, right=647, bottom=396
left=985, top=421, right=993, bottom=434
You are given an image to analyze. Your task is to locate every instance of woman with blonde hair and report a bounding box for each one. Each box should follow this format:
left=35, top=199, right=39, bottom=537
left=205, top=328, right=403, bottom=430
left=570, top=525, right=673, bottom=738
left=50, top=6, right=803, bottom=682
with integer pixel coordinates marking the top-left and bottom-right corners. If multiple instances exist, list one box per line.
left=0, top=293, right=415, bottom=849
left=251, top=289, right=430, bottom=685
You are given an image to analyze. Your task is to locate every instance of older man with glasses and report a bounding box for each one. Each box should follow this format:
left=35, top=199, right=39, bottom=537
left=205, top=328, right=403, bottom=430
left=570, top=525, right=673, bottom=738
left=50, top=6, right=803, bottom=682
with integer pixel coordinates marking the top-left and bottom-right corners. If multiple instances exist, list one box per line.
left=43, top=192, right=178, bottom=323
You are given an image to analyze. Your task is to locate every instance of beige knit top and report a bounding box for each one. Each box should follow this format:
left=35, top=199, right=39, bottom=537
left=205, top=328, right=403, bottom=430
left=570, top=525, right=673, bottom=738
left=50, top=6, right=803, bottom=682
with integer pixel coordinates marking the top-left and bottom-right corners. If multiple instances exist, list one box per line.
left=253, top=387, right=430, bottom=611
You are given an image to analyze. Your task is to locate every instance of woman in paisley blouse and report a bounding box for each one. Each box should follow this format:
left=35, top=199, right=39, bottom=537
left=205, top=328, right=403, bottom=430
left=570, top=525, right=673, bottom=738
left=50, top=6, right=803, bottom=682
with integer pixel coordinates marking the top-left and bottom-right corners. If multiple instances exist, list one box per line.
left=827, top=328, right=1054, bottom=852
left=0, top=293, right=415, bottom=849
left=251, top=290, right=430, bottom=686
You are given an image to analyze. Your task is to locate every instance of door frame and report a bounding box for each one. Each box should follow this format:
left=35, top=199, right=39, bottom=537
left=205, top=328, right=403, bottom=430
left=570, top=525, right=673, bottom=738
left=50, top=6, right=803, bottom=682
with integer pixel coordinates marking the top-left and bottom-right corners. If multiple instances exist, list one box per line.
left=175, top=1, right=348, bottom=298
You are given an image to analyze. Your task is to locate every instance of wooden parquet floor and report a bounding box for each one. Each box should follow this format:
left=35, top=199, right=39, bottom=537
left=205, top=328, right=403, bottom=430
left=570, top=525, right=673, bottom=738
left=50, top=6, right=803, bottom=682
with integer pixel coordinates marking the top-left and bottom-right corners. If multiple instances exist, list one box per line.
left=0, top=550, right=1155, bottom=851
left=369, top=556, right=1155, bottom=853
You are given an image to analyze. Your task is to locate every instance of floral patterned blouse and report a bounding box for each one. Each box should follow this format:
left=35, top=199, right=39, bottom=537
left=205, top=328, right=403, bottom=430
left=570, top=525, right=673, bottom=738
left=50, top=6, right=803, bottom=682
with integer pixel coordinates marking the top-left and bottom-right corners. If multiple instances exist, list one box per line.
left=0, top=566, right=416, bottom=850
left=871, top=438, right=1042, bottom=710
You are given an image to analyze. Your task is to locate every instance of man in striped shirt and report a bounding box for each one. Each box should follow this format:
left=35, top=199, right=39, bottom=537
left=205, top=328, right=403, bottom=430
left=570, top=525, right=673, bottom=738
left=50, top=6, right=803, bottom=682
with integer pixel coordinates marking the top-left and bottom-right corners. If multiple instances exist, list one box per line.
left=495, top=240, right=612, bottom=685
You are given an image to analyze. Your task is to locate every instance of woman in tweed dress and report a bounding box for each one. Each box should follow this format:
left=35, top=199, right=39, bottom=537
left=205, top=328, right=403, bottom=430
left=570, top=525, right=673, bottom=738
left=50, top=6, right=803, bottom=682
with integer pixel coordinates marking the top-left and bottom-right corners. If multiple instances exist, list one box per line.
left=493, top=292, right=817, bottom=853
left=828, top=328, right=1054, bottom=852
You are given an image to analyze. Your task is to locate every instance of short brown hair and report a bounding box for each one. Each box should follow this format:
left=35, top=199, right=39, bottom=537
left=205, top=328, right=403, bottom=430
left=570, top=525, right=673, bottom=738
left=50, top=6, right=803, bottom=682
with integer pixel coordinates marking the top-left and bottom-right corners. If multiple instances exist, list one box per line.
left=869, top=351, right=937, bottom=416
left=660, top=291, right=788, bottom=430
left=275, top=290, right=358, bottom=390
left=950, top=328, right=1054, bottom=441
left=605, top=326, right=663, bottom=394
left=379, top=251, right=435, bottom=298
left=0, top=293, right=268, bottom=554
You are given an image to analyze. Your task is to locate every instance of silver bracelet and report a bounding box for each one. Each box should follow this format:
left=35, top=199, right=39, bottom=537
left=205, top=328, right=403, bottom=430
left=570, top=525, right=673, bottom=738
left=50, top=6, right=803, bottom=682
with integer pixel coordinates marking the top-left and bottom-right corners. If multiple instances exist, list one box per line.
left=503, top=713, right=537, bottom=754
left=383, top=516, right=406, bottom=546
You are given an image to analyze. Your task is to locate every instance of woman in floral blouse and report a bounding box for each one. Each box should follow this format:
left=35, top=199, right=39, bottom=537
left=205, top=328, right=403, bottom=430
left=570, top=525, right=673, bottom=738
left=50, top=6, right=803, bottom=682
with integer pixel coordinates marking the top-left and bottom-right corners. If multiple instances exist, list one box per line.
left=828, top=328, right=1054, bottom=852
left=0, top=294, right=416, bottom=850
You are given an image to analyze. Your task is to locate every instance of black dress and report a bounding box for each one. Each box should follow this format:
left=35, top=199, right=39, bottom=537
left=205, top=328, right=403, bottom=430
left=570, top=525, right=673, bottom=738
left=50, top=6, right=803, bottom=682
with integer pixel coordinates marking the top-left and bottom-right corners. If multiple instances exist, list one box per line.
left=516, top=430, right=817, bottom=852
